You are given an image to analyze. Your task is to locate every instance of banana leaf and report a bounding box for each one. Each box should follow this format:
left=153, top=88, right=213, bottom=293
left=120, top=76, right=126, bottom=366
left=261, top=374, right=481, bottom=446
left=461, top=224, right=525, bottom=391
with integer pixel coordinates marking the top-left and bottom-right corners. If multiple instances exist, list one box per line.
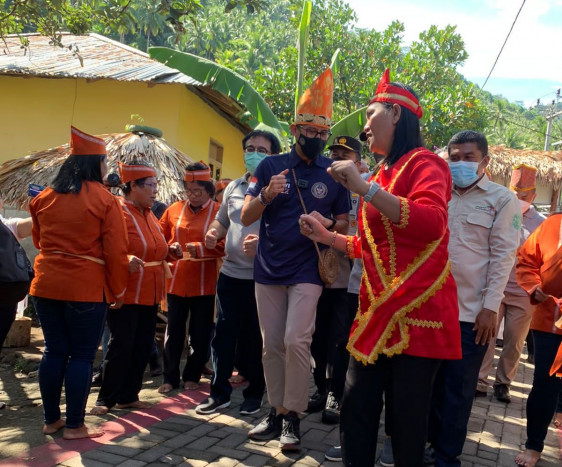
left=329, top=106, right=368, bottom=144
left=149, top=47, right=284, bottom=135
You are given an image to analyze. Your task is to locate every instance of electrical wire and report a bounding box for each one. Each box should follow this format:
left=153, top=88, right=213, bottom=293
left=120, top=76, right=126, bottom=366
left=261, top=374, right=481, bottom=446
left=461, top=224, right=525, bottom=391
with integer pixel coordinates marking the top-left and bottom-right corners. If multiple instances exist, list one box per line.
left=494, top=114, right=562, bottom=141
left=481, top=0, right=527, bottom=90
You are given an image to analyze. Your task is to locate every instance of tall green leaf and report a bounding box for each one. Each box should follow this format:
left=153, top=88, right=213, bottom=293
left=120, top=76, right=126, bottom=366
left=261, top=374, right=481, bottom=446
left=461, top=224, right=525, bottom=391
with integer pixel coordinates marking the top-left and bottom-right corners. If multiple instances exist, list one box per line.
left=295, top=0, right=312, bottom=119
left=149, top=47, right=284, bottom=135
left=329, top=106, right=367, bottom=144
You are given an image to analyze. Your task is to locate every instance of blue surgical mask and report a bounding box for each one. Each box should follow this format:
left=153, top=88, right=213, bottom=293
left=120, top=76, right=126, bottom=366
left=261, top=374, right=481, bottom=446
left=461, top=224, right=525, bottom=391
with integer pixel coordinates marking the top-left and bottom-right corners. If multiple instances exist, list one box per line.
left=449, top=161, right=480, bottom=188
left=244, top=151, right=268, bottom=174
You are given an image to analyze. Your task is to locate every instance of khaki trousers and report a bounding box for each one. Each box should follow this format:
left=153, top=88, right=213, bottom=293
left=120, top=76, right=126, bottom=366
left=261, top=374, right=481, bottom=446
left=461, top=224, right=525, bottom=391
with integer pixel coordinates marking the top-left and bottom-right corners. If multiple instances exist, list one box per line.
left=255, top=282, right=322, bottom=413
left=477, top=292, right=534, bottom=391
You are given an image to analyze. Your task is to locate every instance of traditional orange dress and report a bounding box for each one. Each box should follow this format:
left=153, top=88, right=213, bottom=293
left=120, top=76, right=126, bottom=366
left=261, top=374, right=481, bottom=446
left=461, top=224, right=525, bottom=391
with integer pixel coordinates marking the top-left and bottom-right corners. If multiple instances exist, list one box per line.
left=346, top=148, right=462, bottom=364
left=516, top=213, right=562, bottom=376
left=159, top=199, right=225, bottom=297
left=120, top=198, right=169, bottom=305
left=30, top=181, right=129, bottom=303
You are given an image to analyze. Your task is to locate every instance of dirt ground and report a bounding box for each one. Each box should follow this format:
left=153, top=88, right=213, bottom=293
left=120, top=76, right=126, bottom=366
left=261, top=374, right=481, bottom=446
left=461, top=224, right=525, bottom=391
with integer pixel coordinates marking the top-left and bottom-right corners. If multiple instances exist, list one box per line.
left=0, top=325, right=208, bottom=460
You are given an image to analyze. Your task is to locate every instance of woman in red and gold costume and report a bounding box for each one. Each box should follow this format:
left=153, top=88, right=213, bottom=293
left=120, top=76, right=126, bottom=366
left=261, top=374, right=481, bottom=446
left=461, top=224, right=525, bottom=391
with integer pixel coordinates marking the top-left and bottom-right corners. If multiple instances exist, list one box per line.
left=158, top=162, right=225, bottom=394
left=514, top=213, right=562, bottom=467
left=90, top=161, right=182, bottom=415
left=300, top=69, right=461, bottom=466
left=30, top=127, right=129, bottom=439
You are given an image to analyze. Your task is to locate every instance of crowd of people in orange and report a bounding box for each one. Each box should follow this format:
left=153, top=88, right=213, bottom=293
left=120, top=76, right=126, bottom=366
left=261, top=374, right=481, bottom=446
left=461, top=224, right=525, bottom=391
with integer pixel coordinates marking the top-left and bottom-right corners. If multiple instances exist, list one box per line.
left=1, top=68, right=561, bottom=467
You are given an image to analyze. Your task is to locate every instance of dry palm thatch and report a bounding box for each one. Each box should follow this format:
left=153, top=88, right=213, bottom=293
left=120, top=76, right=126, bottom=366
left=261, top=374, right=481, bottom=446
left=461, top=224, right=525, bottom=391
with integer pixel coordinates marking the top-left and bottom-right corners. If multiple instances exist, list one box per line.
left=0, top=132, right=193, bottom=210
left=488, top=145, right=562, bottom=189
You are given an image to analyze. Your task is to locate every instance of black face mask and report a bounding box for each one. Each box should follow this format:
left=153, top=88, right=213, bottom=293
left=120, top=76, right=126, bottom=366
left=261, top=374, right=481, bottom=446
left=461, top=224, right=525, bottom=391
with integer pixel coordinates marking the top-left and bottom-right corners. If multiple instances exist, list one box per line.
left=298, top=135, right=326, bottom=160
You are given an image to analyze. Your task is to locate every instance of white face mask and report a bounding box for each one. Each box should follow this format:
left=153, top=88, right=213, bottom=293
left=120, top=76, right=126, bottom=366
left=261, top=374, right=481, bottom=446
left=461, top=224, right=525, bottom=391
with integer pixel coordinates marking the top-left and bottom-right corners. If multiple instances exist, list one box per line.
left=519, top=199, right=531, bottom=213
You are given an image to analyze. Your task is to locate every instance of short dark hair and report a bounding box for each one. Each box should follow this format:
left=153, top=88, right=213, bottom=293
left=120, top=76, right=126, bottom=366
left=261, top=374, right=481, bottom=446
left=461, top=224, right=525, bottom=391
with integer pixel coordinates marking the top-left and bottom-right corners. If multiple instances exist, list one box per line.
left=383, top=83, right=424, bottom=166
left=52, top=154, right=105, bottom=194
left=121, top=160, right=154, bottom=195
left=242, top=130, right=281, bottom=155
left=447, top=130, right=488, bottom=157
left=185, top=162, right=215, bottom=197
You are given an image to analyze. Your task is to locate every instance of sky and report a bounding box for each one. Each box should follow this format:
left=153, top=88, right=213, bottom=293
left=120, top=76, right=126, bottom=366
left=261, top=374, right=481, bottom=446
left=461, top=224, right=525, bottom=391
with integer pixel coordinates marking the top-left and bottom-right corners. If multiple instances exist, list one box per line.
left=345, top=0, right=562, bottom=107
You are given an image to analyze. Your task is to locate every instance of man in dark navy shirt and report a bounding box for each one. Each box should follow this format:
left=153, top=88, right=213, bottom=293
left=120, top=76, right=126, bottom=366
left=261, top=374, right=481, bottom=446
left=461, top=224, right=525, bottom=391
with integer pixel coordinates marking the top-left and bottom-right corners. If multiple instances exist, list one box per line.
left=241, top=68, right=350, bottom=452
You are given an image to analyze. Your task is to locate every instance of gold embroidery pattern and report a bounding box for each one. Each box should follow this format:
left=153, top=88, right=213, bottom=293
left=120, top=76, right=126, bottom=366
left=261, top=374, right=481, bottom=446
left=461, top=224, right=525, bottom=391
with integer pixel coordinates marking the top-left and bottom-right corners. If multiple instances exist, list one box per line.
left=404, top=317, right=443, bottom=329
left=396, top=197, right=410, bottom=229
left=347, top=235, right=449, bottom=364
left=381, top=215, right=397, bottom=279
left=346, top=235, right=355, bottom=259
left=361, top=202, right=389, bottom=287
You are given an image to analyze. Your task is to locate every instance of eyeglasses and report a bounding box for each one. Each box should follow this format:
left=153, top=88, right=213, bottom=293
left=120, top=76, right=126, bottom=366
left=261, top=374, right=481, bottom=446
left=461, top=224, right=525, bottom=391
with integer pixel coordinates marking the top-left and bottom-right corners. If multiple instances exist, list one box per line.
left=244, top=146, right=271, bottom=154
left=300, top=126, right=332, bottom=141
left=186, top=188, right=205, bottom=197
left=141, top=182, right=158, bottom=191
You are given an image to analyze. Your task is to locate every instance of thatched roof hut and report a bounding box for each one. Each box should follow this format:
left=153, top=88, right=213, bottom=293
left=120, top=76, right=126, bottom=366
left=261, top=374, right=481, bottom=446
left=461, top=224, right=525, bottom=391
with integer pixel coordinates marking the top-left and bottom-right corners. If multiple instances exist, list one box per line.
left=0, top=131, right=192, bottom=210
left=488, top=145, right=562, bottom=189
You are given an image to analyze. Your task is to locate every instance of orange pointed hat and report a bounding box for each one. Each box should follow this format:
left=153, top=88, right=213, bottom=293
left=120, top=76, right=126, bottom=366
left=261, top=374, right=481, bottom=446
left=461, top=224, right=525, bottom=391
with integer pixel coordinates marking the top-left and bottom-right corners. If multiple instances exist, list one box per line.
left=70, top=126, right=106, bottom=155
left=510, top=164, right=537, bottom=192
left=118, top=162, right=157, bottom=184
left=370, top=69, right=423, bottom=119
left=295, top=68, right=334, bottom=129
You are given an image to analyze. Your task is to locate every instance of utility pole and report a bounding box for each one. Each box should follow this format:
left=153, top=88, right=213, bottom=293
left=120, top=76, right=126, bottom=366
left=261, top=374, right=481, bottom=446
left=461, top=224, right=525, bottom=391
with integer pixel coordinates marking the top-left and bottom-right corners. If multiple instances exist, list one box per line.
left=545, top=89, right=562, bottom=151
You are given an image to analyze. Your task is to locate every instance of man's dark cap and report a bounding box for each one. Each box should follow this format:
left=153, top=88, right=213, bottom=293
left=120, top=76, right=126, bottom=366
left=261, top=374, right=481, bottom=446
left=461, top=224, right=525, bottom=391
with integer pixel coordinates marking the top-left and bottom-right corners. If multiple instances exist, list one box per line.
left=328, top=135, right=362, bottom=153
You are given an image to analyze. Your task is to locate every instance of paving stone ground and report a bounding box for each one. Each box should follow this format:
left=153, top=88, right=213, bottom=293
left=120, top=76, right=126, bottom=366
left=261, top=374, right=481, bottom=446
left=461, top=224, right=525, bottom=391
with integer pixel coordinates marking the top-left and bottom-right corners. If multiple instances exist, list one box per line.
left=2, top=344, right=562, bottom=466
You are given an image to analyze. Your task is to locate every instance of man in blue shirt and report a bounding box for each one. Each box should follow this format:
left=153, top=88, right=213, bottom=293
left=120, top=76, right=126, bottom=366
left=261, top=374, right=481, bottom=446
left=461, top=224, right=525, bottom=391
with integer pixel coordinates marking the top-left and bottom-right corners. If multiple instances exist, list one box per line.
left=241, top=69, right=350, bottom=451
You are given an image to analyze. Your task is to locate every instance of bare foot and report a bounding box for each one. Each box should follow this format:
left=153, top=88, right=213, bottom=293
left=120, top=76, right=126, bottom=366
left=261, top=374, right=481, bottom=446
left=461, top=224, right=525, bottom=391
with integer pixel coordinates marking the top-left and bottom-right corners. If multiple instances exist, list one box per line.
left=514, top=449, right=541, bottom=467
left=63, top=424, right=104, bottom=440
left=89, top=405, right=110, bottom=415
left=158, top=383, right=174, bottom=394
left=116, top=401, right=152, bottom=409
left=229, top=374, right=246, bottom=384
left=183, top=381, right=199, bottom=390
left=554, top=412, right=562, bottom=428
left=43, top=419, right=65, bottom=434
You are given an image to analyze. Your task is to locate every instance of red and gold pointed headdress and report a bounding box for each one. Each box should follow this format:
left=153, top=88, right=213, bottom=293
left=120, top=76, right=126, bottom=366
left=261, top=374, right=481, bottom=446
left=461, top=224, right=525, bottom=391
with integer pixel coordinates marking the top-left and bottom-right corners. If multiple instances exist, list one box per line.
left=70, top=126, right=106, bottom=155
left=510, top=164, right=537, bottom=192
left=118, top=162, right=157, bottom=184
left=369, top=69, right=423, bottom=119
left=184, top=162, right=211, bottom=182
left=295, top=68, right=334, bottom=129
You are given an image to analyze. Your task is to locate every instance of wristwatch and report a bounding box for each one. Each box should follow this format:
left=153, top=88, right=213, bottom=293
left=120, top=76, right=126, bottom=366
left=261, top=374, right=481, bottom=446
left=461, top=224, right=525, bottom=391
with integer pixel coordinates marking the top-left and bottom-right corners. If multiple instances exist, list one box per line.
left=363, top=181, right=381, bottom=203
left=327, top=217, right=337, bottom=230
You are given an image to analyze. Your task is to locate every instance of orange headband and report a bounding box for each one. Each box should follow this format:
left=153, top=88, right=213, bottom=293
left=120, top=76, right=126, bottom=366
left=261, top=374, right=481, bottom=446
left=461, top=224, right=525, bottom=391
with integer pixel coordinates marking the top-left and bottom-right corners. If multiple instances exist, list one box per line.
left=369, top=69, right=423, bottom=119
left=184, top=162, right=211, bottom=182
left=118, top=162, right=157, bottom=184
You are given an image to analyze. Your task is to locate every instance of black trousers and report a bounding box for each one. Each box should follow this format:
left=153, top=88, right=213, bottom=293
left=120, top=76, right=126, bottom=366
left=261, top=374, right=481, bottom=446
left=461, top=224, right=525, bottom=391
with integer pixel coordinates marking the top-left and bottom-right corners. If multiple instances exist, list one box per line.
left=96, top=304, right=157, bottom=407
left=428, top=322, right=488, bottom=467
left=341, top=354, right=441, bottom=467
left=0, top=303, right=17, bottom=352
left=210, top=273, right=265, bottom=401
left=525, top=330, right=562, bottom=452
left=311, top=288, right=353, bottom=398
left=163, top=294, right=214, bottom=386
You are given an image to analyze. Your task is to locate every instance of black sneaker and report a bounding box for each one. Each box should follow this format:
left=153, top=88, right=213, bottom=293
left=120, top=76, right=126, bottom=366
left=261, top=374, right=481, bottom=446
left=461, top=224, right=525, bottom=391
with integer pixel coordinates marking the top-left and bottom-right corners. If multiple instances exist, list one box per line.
left=195, top=397, right=230, bottom=415
left=321, top=392, right=340, bottom=424
left=248, top=407, right=282, bottom=440
left=91, top=371, right=103, bottom=387
left=240, top=398, right=262, bottom=415
left=494, top=384, right=511, bottom=403
left=279, top=411, right=301, bottom=451
left=306, top=390, right=327, bottom=413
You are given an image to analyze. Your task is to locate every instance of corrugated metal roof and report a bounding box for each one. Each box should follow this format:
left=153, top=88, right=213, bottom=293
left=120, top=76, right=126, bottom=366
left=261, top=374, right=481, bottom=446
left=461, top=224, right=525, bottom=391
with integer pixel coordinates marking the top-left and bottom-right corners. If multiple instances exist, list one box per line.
left=0, top=33, right=200, bottom=85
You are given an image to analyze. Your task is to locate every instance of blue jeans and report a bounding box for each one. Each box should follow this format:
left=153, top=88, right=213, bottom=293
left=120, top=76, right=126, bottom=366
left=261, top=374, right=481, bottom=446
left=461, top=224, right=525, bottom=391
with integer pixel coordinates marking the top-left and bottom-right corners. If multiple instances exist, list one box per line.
left=33, top=297, right=107, bottom=428
left=429, top=321, right=488, bottom=467
left=525, top=330, right=562, bottom=452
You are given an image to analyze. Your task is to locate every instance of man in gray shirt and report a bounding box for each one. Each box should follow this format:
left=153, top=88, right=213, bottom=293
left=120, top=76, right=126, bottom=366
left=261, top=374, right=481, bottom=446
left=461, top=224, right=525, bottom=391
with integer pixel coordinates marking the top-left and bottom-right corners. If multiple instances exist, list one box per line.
left=195, top=130, right=281, bottom=416
left=477, top=164, right=545, bottom=403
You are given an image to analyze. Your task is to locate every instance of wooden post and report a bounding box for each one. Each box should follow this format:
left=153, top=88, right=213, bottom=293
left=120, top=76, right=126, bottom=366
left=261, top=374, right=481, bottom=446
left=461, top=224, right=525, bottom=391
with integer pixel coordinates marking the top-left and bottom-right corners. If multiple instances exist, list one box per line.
left=550, top=188, right=560, bottom=213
